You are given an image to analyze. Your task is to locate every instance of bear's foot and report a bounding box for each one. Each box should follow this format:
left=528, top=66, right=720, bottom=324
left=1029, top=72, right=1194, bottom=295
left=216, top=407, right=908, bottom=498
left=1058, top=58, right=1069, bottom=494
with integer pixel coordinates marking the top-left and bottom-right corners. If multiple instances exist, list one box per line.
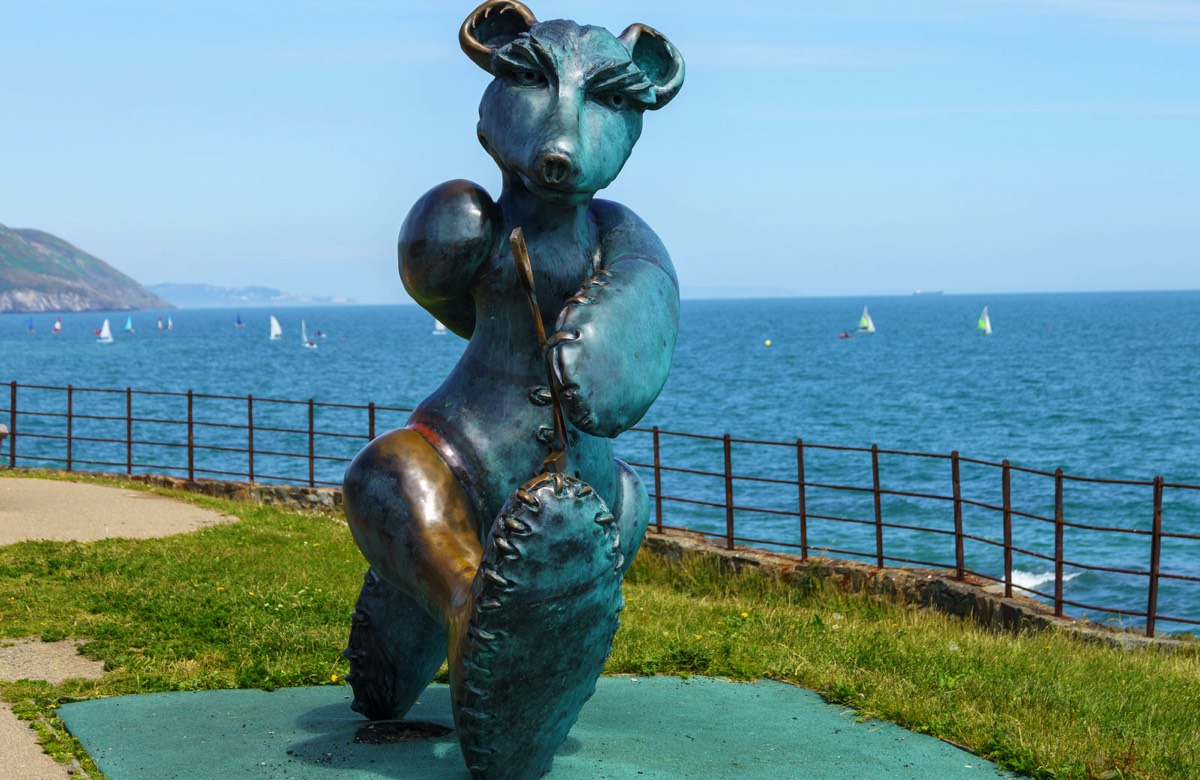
left=451, top=471, right=624, bottom=780
left=343, top=567, right=446, bottom=721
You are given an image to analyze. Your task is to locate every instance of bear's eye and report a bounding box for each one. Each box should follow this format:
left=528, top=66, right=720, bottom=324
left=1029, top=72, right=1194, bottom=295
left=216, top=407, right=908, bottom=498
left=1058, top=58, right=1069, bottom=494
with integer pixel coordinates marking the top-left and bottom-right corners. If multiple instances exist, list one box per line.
left=603, top=93, right=627, bottom=111
left=512, top=69, right=547, bottom=87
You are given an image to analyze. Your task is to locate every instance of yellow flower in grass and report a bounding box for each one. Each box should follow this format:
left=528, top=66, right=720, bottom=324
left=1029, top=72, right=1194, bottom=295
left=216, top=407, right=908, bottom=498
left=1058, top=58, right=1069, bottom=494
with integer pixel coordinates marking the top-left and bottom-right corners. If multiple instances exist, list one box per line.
left=330, top=674, right=339, bottom=682
left=740, top=611, right=749, bottom=618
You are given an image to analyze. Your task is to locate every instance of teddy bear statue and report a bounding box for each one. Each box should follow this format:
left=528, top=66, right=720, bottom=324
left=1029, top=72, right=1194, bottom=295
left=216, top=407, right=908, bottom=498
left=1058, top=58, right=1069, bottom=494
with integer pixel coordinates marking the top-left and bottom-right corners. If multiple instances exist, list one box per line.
left=342, top=3, right=684, bottom=777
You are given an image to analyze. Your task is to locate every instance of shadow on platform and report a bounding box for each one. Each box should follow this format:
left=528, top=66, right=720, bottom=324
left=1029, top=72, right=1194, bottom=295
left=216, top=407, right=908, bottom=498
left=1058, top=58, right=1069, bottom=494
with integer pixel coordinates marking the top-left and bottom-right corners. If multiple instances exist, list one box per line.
left=58, top=676, right=1014, bottom=779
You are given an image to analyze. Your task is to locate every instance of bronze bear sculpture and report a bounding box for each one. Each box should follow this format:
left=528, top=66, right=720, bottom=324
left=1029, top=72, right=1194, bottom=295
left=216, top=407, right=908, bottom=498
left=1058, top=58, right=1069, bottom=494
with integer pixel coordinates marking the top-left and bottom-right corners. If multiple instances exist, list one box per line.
left=342, top=3, right=684, bottom=777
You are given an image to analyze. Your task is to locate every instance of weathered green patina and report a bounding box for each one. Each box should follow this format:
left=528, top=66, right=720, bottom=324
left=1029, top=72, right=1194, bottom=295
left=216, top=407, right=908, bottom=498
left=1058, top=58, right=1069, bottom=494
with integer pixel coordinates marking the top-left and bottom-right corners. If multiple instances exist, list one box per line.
left=341, top=2, right=684, bottom=778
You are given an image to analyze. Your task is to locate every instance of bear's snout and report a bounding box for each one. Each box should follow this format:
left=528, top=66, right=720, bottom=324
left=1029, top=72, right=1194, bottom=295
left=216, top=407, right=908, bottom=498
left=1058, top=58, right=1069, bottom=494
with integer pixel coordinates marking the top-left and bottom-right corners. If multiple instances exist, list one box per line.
left=538, top=153, right=572, bottom=187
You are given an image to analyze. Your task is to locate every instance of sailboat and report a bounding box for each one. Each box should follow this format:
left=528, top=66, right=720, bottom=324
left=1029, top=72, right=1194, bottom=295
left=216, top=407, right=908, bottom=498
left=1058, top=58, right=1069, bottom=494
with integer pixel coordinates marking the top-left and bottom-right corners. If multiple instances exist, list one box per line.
left=96, top=319, right=114, bottom=343
left=157, top=316, right=165, bottom=332
left=166, top=316, right=173, bottom=331
left=857, top=305, right=876, bottom=334
left=269, top=316, right=282, bottom=340
left=235, top=312, right=245, bottom=328
left=433, top=319, right=447, bottom=335
left=124, top=315, right=135, bottom=334
left=52, top=317, right=62, bottom=335
left=978, top=306, right=993, bottom=335
left=25, top=317, right=34, bottom=334
left=301, top=319, right=318, bottom=349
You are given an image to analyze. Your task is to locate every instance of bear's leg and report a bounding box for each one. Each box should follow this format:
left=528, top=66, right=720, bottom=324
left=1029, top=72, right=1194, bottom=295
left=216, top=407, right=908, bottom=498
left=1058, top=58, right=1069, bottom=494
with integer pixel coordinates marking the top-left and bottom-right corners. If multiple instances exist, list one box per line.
left=342, top=567, right=446, bottom=720
left=343, top=428, right=482, bottom=720
left=451, top=472, right=624, bottom=780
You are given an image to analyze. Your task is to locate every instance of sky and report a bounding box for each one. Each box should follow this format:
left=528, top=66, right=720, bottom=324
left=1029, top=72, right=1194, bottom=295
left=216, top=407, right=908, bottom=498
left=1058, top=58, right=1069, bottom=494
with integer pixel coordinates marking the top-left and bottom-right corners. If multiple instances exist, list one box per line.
left=2, top=0, right=1198, bottom=303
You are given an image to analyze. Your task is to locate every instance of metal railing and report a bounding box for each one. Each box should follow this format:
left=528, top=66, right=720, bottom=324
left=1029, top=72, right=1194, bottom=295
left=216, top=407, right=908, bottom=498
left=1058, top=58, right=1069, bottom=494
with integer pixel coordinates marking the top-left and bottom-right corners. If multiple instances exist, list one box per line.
left=3, top=380, right=1198, bottom=638
left=2, top=381, right=412, bottom=488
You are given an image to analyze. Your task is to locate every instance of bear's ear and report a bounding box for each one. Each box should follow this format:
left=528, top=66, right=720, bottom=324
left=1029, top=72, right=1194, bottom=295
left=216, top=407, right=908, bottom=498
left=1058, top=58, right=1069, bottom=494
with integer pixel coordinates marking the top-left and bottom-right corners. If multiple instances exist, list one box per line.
left=619, top=24, right=685, bottom=110
left=460, top=1, right=538, bottom=73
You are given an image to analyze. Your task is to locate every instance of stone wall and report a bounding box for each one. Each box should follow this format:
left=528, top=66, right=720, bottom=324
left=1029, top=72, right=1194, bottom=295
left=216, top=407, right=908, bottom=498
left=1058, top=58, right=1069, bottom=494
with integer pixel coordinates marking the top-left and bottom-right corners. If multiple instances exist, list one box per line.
left=127, top=473, right=343, bottom=513
left=639, top=527, right=1186, bottom=651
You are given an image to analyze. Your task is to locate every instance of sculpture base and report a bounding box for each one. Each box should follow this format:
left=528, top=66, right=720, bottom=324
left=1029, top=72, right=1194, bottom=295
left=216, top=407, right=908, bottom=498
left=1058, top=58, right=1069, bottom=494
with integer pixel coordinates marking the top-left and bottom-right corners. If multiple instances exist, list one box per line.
left=58, top=677, right=1012, bottom=779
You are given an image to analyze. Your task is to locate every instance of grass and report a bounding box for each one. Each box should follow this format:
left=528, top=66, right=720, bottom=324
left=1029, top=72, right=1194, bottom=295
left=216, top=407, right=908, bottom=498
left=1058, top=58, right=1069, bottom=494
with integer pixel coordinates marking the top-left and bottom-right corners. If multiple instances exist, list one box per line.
left=1, top=471, right=1198, bottom=779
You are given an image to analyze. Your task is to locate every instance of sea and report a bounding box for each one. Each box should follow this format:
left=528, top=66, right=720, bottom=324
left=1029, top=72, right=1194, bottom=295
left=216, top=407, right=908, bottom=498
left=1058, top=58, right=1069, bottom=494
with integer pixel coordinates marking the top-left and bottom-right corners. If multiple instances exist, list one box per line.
left=3, top=290, right=1199, bottom=634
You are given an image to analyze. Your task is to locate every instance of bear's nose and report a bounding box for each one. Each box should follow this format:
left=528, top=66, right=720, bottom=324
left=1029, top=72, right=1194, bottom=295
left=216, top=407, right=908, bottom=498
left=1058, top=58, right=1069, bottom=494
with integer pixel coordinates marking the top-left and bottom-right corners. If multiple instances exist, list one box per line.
left=539, top=153, right=572, bottom=186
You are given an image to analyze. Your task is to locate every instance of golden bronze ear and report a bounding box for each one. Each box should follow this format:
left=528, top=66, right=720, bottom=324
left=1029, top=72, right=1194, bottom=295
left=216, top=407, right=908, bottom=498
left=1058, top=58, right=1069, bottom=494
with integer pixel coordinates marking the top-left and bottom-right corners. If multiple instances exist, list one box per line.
left=460, top=0, right=539, bottom=73
left=619, top=23, right=685, bottom=109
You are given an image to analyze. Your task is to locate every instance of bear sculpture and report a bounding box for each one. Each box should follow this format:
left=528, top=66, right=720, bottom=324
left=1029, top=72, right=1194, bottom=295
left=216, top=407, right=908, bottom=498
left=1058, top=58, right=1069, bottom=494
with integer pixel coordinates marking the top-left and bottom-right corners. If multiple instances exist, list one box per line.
left=342, top=2, right=684, bottom=777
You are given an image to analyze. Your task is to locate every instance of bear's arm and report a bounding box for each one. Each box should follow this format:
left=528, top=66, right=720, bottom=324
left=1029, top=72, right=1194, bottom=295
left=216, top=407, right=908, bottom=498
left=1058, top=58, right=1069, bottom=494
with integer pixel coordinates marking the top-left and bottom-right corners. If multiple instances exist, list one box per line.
left=550, top=199, right=680, bottom=438
left=398, top=179, right=498, bottom=338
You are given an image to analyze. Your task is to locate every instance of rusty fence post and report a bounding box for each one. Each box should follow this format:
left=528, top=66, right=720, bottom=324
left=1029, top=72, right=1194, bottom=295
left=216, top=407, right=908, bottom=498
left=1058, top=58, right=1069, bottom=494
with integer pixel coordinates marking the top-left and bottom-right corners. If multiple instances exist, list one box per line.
left=126, top=387, right=133, bottom=475
left=723, top=433, right=734, bottom=551
left=1146, top=476, right=1164, bottom=638
left=7, top=381, right=15, bottom=467
left=247, top=395, right=255, bottom=483
left=1054, top=468, right=1064, bottom=617
left=368, top=402, right=376, bottom=442
left=952, top=451, right=964, bottom=580
left=308, top=398, right=315, bottom=487
left=187, top=390, right=195, bottom=482
left=872, top=444, right=884, bottom=568
left=796, top=438, right=808, bottom=561
left=1002, top=460, right=1013, bottom=598
left=652, top=426, right=663, bottom=534
left=66, top=384, right=74, bottom=472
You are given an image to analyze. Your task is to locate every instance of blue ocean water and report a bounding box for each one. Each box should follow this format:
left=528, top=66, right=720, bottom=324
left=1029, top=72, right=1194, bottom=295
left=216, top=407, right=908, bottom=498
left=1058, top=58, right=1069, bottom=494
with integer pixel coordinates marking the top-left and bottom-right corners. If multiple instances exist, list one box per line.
left=3, top=291, right=1198, bottom=633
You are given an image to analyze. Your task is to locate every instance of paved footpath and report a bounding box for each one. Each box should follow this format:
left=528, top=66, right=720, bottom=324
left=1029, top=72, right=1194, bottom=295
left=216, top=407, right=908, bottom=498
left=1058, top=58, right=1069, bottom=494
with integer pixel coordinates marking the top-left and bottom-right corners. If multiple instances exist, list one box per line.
left=0, top=475, right=234, bottom=780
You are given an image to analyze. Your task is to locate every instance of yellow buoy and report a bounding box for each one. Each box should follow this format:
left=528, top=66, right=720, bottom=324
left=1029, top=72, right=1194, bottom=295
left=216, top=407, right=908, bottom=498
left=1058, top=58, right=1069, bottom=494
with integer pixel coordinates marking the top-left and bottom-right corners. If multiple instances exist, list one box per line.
left=764, top=339, right=772, bottom=347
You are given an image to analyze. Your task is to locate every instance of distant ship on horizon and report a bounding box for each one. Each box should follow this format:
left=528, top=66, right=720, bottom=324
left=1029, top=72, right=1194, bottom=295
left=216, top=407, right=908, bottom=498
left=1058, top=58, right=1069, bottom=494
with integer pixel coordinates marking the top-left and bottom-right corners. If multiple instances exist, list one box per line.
left=913, top=288, right=944, bottom=296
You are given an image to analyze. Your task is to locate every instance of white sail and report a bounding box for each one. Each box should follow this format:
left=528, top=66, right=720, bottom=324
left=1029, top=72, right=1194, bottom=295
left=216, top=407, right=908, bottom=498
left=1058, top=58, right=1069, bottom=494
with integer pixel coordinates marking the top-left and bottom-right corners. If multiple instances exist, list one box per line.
left=53, top=318, right=62, bottom=334
left=857, top=305, right=876, bottom=334
left=269, top=316, right=282, bottom=340
left=433, top=319, right=447, bottom=335
left=97, top=319, right=113, bottom=343
left=978, top=306, right=992, bottom=335
left=301, top=319, right=317, bottom=349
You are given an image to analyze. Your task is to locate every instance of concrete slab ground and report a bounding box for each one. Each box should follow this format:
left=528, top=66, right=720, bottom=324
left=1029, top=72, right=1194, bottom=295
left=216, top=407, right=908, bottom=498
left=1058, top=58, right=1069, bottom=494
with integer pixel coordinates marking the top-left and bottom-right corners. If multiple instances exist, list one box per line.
left=58, top=677, right=1014, bottom=779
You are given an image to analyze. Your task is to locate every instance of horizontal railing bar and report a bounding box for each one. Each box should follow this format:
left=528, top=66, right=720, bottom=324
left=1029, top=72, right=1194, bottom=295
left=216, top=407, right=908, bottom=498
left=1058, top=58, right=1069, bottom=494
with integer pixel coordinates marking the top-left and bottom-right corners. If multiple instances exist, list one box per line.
left=805, top=481, right=873, bottom=494
left=805, top=513, right=876, bottom=528
left=1158, top=530, right=1200, bottom=542
left=881, top=488, right=953, bottom=502
left=884, top=553, right=956, bottom=569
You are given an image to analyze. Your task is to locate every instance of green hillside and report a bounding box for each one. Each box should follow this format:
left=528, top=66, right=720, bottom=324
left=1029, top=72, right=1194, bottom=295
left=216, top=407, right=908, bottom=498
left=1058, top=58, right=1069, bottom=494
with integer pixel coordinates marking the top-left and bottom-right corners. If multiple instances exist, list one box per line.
left=0, top=223, right=170, bottom=312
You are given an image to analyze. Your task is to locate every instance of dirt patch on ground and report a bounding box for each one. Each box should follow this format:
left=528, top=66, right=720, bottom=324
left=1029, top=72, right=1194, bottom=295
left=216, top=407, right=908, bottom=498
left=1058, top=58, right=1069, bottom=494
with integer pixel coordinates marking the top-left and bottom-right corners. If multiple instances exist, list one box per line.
left=0, top=639, right=106, bottom=686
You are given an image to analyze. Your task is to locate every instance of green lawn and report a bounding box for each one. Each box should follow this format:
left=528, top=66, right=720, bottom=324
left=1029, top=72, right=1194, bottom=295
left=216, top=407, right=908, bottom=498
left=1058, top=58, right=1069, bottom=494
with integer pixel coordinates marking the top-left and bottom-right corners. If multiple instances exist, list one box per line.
left=1, top=472, right=1197, bottom=779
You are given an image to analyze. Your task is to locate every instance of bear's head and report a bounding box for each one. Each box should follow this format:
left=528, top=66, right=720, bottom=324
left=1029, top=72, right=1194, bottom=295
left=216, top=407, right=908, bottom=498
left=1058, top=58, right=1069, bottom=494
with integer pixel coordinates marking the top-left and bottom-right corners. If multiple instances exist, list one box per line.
left=461, top=1, right=685, bottom=207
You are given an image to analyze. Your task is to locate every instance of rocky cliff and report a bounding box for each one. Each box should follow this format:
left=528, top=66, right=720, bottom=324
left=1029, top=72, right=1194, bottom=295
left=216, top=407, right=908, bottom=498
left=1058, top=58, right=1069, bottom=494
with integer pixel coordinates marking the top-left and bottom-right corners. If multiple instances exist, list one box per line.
left=0, top=223, right=170, bottom=313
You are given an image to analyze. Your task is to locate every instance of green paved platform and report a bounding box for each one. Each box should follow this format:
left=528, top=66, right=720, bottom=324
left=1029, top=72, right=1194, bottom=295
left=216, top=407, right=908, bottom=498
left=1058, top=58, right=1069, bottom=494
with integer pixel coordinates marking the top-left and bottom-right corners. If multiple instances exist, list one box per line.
left=58, top=676, right=1014, bottom=779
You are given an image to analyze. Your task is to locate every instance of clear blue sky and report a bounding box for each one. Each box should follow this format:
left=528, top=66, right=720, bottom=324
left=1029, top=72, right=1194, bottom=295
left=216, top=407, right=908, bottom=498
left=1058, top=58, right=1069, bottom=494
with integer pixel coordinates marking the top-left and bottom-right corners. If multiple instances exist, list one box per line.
left=3, top=0, right=1198, bottom=303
